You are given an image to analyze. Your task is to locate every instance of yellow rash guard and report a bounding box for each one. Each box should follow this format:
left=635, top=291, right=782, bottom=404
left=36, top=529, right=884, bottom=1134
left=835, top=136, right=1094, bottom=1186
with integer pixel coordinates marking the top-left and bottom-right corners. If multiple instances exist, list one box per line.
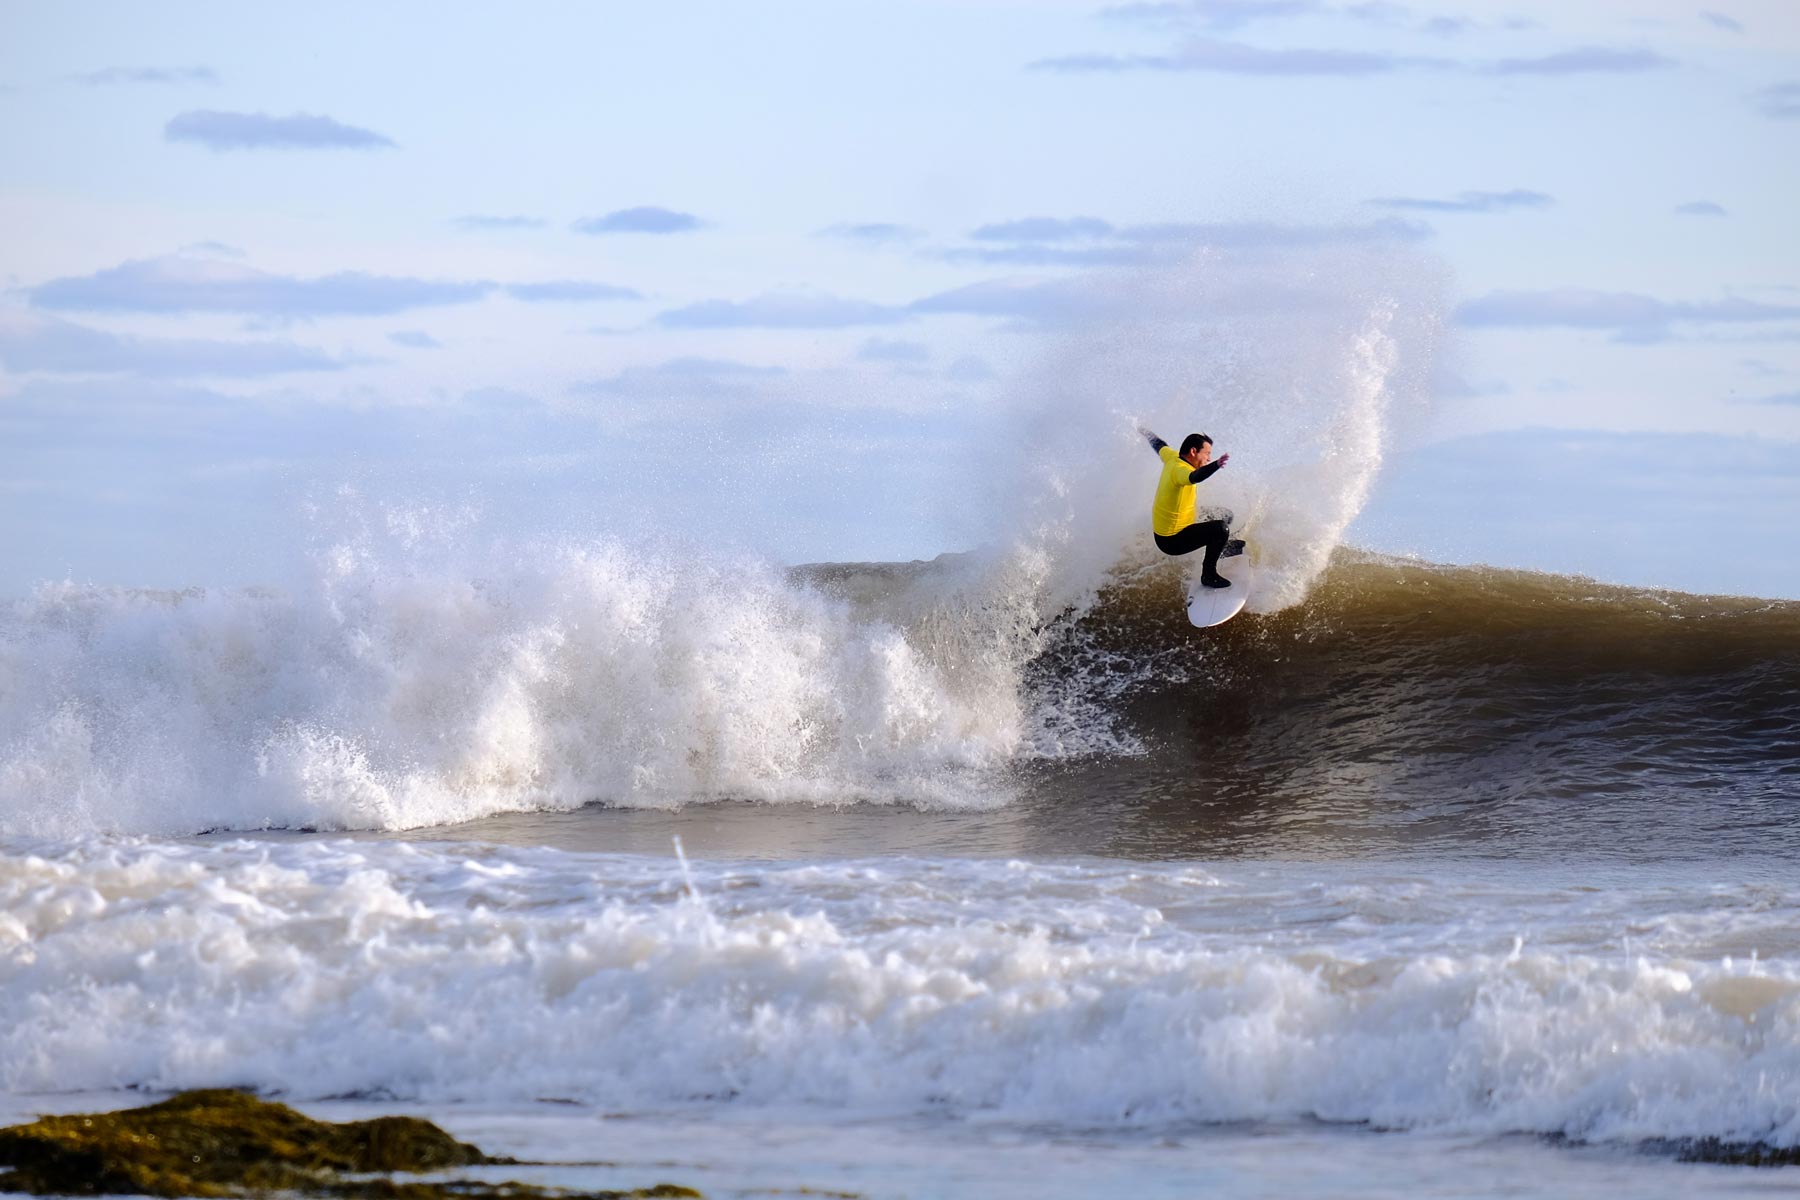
left=1152, top=444, right=1201, bottom=536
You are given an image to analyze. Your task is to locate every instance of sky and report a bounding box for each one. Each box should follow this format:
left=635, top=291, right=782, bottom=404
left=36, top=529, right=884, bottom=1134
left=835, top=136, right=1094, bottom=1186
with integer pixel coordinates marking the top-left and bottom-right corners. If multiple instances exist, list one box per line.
left=2, top=0, right=1798, bottom=598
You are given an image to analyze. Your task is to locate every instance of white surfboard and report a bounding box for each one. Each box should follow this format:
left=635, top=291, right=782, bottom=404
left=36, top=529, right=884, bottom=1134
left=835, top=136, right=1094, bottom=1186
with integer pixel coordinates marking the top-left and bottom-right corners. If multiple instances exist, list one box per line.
left=1185, top=549, right=1253, bottom=628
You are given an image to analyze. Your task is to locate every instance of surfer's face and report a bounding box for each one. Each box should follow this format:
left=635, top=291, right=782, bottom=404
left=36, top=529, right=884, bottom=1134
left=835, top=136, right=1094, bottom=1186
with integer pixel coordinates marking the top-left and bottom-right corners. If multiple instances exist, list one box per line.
left=1184, top=443, right=1212, bottom=468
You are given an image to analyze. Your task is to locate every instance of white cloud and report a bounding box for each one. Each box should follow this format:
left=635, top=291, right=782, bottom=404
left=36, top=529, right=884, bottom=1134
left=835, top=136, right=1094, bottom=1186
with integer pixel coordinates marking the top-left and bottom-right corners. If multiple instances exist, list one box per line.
left=1368, top=189, right=1553, bottom=213
left=971, top=217, right=1117, bottom=242
left=29, top=254, right=491, bottom=317
left=0, top=309, right=343, bottom=377
left=453, top=215, right=548, bottom=231
left=1033, top=36, right=1430, bottom=74
left=656, top=291, right=907, bottom=330
left=571, top=207, right=703, bottom=235
left=1489, top=46, right=1675, bottom=75
left=818, top=223, right=925, bottom=244
left=165, top=110, right=396, bottom=150
left=574, top=357, right=789, bottom=395
left=1455, top=288, right=1800, bottom=343
left=503, top=281, right=642, bottom=303
left=74, top=66, right=218, bottom=86
left=943, top=216, right=1429, bottom=268
left=908, top=277, right=1117, bottom=326
left=1101, top=1, right=1323, bottom=32
left=857, top=338, right=932, bottom=364
left=1756, top=81, right=1800, bottom=119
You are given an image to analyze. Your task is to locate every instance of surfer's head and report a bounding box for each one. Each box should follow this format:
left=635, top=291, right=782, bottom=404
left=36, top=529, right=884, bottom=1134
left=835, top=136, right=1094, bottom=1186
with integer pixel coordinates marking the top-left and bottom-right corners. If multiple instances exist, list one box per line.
left=1179, top=433, right=1212, bottom=467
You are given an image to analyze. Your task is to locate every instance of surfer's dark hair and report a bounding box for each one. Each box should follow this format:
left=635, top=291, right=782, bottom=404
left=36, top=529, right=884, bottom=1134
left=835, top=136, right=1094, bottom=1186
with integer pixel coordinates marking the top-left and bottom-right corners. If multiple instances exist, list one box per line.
left=1179, top=433, right=1212, bottom=457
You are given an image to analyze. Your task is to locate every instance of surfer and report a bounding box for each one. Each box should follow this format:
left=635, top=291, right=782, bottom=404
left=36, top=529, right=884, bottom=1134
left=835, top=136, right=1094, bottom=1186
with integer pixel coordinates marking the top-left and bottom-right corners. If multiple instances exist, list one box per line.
left=1140, top=426, right=1239, bottom=588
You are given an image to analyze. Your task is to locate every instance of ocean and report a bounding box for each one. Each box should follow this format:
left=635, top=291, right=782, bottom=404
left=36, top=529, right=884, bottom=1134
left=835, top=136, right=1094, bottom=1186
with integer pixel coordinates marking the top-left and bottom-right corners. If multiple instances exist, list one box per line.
left=3, top=253, right=1797, bottom=1196
left=2, top=542, right=1797, bottom=1199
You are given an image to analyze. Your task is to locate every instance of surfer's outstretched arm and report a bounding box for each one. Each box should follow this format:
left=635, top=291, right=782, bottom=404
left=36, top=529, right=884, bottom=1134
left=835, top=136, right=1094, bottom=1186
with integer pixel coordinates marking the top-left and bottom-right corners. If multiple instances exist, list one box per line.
left=1138, top=425, right=1167, bottom=453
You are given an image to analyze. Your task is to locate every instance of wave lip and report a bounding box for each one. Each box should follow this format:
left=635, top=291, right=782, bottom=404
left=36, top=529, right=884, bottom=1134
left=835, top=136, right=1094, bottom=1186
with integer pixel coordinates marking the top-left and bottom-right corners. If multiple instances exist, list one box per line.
left=1, top=839, right=1796, bottom=1151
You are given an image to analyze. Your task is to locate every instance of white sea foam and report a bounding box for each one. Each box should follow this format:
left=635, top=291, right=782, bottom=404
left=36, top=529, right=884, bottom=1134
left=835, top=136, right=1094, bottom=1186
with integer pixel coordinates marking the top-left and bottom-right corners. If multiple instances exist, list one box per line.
left=0, top=542, right=1045, bottom=837
left=0, top=839, right=1793, bottom=1149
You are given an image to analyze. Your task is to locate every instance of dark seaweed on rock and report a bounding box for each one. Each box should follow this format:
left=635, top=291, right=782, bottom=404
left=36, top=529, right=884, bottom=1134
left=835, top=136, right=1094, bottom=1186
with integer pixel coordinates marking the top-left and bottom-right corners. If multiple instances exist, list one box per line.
left=0, top=1090, right=701, bottom=1200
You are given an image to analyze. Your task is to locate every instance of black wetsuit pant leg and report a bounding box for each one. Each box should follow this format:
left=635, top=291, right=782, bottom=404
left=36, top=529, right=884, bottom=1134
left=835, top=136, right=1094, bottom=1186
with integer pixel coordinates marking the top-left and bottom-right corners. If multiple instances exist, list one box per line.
left=1154, top=520, right=1229, bottom=574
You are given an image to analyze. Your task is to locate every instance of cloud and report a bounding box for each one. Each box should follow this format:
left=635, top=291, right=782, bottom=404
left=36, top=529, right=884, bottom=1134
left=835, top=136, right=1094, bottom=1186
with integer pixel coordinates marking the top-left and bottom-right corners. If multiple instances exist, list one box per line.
left=1701, top=11, right=1745, bottom=33
left=503, top=281, right=643, bottom=302
left=943, top=216, right=1429, bottom=266
left=857, top=338, right=932, bottom=364
left=1489, top=47, right=1675, bottom=75
left=1101, top=1, right=1322, bottom=32
left=657, top=220, right=1433, bottom=337
left=1756, top=82, right=1800, bottom=119
left=649, top=357, right=787, bottom=378
left=655, top=291, right=907, bottom=329
left=908, top=277, right=1116, bottom=326
left=1040, top=17, right=1676, bottom=78
left=74, top=66, right=218, bottom=86
left=971, top=216, right=1115, bottom=242
left=1367, top=189, right=1552, bottom=213
left=178, top=241, right=246, bottom=259
left=388, top=331, right=441, bottom=349
left=943, top=244, right=1152, bottom=268
left=1455, top=288, right=1800, bottom=342
left=1674, top=201, right=1727, bottom=217
left=164, top=110, right=396, bottom=151
left=0, top=309, right=343, bottom=377
left=29, top=254, right=492, bottom=317
left=945, top=355, right=997, bottom=382
left=571, top=207, right=703, bottom=235
left=1101, top=1, right=1489, bottom=37
left=1694, top=330, right=1800, bottom=346
left=453, top=215, right=548, bottom=231
left=572, top=357, right=788, bottom=397
left=1418, top=15, right=1475, bottom=36
left=818, top=223, right=925, bottom=244
left=1033, top=36, right=1431, bottom=74
left=1749, top=391, right=1800, bottom=406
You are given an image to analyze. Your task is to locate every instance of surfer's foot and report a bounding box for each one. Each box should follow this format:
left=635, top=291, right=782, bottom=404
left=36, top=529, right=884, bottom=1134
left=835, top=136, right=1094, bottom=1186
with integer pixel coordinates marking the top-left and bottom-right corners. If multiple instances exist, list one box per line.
left=1200, top=573, right=1232, bottom=589
left=1221, top=539, right=1245, bottom=559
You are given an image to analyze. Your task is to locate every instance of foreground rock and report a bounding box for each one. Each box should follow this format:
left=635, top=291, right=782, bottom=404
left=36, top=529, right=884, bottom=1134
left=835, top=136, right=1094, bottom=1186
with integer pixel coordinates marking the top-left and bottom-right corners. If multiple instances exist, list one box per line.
left=0, top=1089, right=700, bottom=1199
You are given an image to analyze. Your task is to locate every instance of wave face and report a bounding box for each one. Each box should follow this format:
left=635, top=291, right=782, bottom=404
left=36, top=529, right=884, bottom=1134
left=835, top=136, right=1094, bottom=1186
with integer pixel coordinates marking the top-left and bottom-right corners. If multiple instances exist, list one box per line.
left=1030, top=551, right=1800, bottom=830
left=2, top=839, right=1795, bottom=1148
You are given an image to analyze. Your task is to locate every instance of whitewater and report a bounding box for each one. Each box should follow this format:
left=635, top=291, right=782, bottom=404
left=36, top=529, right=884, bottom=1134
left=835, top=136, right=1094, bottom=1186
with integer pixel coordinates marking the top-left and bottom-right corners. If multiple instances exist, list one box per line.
left=3, top=244, right=1797, bottom=1197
